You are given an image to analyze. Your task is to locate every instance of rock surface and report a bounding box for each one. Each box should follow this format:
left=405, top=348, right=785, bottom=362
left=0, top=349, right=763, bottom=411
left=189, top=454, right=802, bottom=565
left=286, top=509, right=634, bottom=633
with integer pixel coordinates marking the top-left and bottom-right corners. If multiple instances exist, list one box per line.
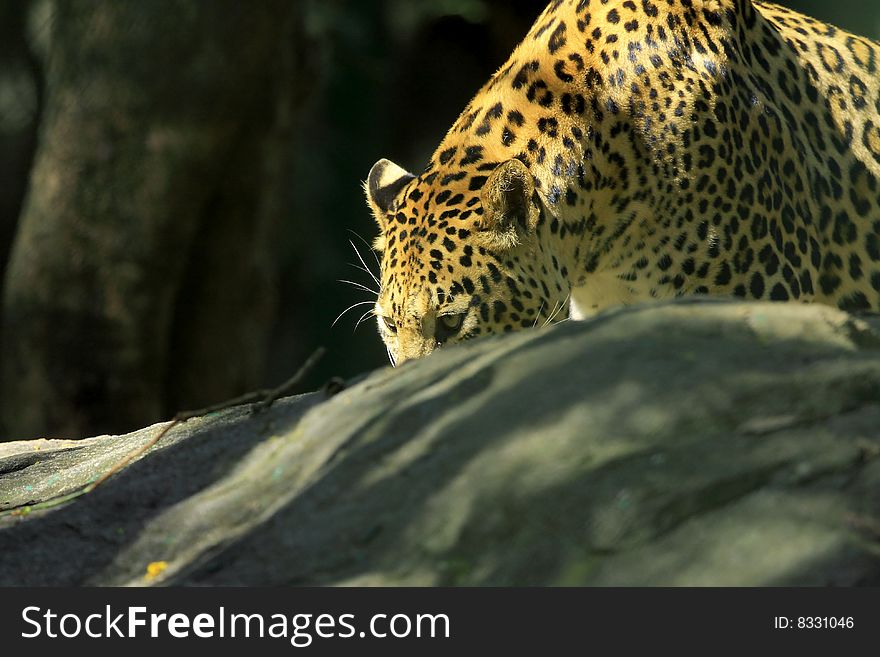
left=1, top=299, right=879, bottom=586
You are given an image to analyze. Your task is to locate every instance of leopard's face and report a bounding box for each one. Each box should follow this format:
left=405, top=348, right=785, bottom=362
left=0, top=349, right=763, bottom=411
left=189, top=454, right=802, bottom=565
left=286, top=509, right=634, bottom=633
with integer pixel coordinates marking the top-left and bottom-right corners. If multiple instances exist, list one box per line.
left=367, top=158, right=567, bottom=365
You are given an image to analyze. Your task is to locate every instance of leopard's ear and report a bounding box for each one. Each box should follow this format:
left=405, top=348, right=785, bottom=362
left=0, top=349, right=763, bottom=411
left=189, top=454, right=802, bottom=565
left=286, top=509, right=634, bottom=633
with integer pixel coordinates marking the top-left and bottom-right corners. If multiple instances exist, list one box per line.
left=478, top=158, right=538, bottom=249
left=365, top=158, right=415, bottom=233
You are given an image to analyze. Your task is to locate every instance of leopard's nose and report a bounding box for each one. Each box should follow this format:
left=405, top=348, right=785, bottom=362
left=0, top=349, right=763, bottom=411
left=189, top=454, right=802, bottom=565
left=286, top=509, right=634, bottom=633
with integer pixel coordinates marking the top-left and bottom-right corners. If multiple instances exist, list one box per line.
left=398, top=329, right=439, bottom=363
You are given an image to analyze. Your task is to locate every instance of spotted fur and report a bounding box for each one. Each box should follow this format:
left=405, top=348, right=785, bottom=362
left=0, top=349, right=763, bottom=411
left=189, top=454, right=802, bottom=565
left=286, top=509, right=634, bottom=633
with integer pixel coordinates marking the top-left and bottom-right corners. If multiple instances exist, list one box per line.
left=365, top=0, right=880, bottom=364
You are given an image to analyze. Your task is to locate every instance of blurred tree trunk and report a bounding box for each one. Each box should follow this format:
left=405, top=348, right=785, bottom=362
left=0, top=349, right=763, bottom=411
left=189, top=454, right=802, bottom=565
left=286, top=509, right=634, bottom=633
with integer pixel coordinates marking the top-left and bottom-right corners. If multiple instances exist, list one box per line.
left=0, top=0, right=41, bottom=289
left=1, top=0, right=305, bottom=440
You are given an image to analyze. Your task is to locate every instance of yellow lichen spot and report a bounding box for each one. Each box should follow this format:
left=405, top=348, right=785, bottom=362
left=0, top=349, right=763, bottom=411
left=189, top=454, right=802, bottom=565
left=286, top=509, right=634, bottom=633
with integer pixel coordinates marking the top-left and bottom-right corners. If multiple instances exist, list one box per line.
left=145, top=561, right=168, bottom=581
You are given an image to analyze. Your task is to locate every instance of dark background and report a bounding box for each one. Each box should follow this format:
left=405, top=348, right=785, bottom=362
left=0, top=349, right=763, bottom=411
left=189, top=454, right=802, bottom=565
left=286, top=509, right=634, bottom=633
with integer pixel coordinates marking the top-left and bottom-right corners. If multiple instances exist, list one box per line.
left=0, top=0, right=877, bottom=440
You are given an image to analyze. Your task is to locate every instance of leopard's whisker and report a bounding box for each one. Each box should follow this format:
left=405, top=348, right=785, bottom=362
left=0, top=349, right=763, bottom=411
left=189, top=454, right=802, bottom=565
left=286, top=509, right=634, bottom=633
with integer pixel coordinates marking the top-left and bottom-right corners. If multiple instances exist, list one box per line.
left=532, top=299, right=547, bottom=328
left=543, top=293, right=570, bottom=328
left=348, top=228, right=382, bottom=271
left=347, top=262, right=381, bottom=282
left=556, top=293, right=572, bottom=321
left=354, top=308, right=376, bottom=331
left=331, top=300, right=375, bottom=327
left=349, top=239, right=380, bottom=287
left=338, top=279, right=378, bottom=296
left=542, top=300, right=560, bottom=328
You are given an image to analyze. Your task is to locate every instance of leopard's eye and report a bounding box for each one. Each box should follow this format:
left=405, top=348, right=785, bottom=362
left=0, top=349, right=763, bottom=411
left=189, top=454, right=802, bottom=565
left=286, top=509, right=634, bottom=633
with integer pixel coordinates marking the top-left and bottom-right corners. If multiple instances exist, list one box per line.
left=436, top=312, right=466, bottom=344
left=382, top=316, right=397, bottom=333
left=439, top=313, right=464, bottom=331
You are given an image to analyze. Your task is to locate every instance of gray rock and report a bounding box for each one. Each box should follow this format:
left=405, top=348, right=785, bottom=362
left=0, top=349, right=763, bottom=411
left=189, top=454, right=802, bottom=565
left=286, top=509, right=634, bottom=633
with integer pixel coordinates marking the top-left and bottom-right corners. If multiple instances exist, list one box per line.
left=1, top=299, right=879, bottom=586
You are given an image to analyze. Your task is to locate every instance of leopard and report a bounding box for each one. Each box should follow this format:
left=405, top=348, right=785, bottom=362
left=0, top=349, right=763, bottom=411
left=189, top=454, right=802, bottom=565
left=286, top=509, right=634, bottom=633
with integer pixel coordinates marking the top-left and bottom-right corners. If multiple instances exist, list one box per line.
left=364, top=0, right=880, bottom=364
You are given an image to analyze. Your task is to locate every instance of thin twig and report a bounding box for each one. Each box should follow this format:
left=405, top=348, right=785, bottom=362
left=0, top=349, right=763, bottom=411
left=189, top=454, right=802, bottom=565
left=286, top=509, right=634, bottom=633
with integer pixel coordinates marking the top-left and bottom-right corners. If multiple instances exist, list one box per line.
left=252, top=346, right=327, bottom=411
left=88, top=346, right=326, bottom=491
left=0, top=347, right=327, bottom=517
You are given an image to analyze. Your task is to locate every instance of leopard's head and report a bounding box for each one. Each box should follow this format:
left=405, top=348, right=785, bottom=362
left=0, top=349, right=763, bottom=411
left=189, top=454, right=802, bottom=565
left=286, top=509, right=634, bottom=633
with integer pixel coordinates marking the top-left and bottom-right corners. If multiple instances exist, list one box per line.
left=365, top=156, right=568, bottom=364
